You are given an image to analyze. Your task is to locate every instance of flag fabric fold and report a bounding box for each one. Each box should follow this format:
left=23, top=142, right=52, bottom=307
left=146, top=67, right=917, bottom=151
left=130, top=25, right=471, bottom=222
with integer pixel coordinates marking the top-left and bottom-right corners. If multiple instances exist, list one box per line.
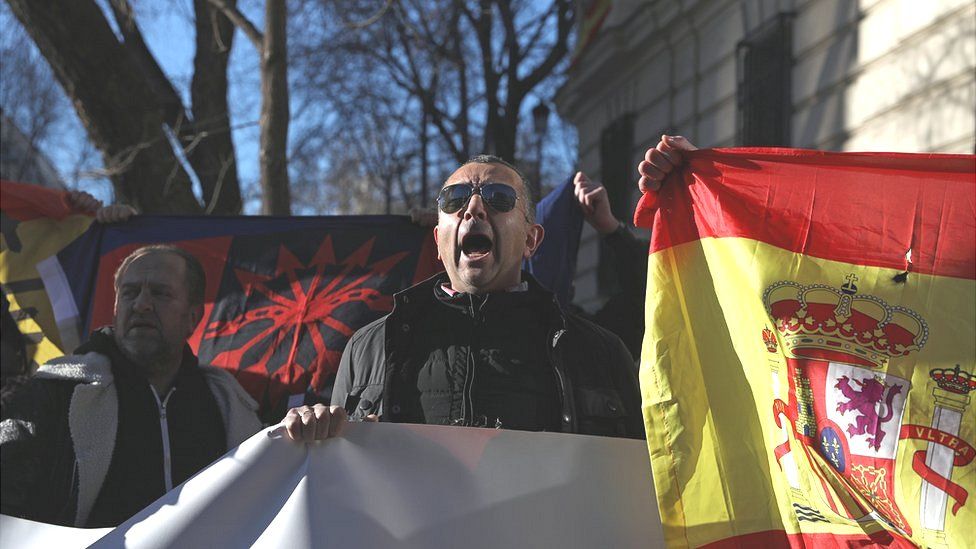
left=634, top=148, right=975, bottom=548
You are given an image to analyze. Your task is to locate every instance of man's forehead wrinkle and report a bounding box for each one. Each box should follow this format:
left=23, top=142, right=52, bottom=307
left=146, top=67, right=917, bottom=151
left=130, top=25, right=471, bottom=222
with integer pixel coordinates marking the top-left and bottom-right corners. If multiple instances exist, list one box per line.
left=119, top=256, right=186, bottom=288
left=122, top=266, right=178, bottom=280
left=119, top=277, right=177, bottom=289
left=125, top=280, right=175, bottom=287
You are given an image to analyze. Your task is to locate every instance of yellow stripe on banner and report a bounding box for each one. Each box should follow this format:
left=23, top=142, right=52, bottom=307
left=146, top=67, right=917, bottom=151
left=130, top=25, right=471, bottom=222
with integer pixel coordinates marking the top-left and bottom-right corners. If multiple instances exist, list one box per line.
left=0, top=214, right=94, bottom=366
left=640, top=236, right=976, bottom=548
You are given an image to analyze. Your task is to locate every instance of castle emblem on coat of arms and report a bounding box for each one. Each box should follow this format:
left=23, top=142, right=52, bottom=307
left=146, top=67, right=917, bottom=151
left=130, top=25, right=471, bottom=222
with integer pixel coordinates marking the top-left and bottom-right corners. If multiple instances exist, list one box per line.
left=762, top=327, right=779, bottom=353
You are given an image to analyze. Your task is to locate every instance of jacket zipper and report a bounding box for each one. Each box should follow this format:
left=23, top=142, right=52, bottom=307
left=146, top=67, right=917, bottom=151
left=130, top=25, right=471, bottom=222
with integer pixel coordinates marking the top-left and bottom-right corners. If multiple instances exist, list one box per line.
left=149, top=386, right=176, bottom=491
left=464, top=350, right=476, bottom=425
left=461, top=294, right=487, bottom=425
left=461, top=295, right=475, bottom=424
left=548, top=328, right=576, bottom=433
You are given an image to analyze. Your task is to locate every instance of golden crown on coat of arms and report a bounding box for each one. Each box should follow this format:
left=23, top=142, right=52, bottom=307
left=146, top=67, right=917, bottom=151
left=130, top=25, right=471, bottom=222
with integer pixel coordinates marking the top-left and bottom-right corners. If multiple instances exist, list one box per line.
left=762, top=274, right=928, bottom=368
left=930, top=365, right=976, bottom=395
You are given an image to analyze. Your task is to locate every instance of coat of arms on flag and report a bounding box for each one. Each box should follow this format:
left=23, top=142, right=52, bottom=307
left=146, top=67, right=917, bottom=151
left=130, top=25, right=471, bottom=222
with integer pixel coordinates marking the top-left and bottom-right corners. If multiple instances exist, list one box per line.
left=764, top=274, right=923, bottom=535
left=635, top=148, right=974, bottom=548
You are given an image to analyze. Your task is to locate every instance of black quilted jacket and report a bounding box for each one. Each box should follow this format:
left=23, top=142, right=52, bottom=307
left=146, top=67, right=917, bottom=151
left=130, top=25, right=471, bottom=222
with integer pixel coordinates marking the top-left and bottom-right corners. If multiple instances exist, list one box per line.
left=332, top=272, right=645, bottom=439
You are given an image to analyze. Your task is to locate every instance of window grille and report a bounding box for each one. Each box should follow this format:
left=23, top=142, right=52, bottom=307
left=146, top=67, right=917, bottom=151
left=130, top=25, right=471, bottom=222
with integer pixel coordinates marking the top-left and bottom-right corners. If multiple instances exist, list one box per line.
left=737, top=14, right=795, bottom=146
left=597, top=114, right=635, bottom=295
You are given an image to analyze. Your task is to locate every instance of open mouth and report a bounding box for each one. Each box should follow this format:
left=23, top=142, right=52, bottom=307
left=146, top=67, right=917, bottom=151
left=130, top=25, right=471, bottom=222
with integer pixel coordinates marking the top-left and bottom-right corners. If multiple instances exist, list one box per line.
left=460, top=233, right=493, bottom=260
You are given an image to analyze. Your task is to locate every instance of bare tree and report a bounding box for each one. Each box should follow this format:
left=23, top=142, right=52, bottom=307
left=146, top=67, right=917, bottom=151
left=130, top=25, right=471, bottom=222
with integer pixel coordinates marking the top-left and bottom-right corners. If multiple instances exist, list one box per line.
left=208, top=0, right=291, bottom=215
left=0, top=17, right=69, bottom=186
left=5, top=0, right=242, bottom=214
left=294, top=0, right=575, bottom=211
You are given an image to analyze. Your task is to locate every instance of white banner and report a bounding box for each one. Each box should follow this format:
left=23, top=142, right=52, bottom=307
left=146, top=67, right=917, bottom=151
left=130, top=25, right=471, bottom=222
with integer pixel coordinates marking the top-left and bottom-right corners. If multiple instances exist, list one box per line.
left=2, top=423, right=662, bottom=548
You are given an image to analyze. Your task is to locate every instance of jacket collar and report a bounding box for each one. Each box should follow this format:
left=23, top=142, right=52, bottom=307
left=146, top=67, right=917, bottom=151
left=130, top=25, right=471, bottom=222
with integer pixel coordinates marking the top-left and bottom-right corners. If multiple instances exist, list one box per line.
left=34, top=352, right=113, bottom=384
left=391, top=271, right=567, bottom=329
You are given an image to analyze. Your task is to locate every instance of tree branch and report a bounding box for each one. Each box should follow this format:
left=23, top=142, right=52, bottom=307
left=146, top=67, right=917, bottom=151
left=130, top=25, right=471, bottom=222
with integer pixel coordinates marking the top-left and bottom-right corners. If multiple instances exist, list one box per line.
left=392, top=13, right=465, bottom=163
left=108, top=0, right=190, bottom=125
left=342, top=0, right=393, bottom=30
left=518, top=7, right=550, bottom=56
left=471, top=0, right=501, bottom=154
left=514, top=0, right=572, bottom=97
left=497, top=0, right=521, bottom=81
left=207, top=0, right=263, bottom=50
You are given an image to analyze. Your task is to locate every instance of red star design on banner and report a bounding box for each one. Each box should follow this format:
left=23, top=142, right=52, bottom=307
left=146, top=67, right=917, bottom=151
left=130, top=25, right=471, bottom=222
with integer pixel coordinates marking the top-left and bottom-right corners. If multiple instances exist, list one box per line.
left=203, top=236, right=407, bottom=395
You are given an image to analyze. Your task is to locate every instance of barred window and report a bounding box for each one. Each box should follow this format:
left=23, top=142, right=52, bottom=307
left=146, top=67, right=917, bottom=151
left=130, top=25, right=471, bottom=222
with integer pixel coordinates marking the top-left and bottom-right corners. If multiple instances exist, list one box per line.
left=597, top=113, right=634, bottom=295
left=737, top=14, right=794, bottom=146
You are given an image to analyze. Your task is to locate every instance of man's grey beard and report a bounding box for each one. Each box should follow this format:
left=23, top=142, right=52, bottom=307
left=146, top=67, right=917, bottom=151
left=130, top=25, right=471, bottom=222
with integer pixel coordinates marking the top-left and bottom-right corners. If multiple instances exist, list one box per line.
left=115, top=333, right=180, bottom=379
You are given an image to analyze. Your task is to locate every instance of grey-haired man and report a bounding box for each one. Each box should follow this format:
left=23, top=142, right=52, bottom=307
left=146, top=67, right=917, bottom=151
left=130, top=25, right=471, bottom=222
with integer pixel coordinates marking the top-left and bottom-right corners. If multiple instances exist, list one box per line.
left=1, top=245, right=260, bottom=527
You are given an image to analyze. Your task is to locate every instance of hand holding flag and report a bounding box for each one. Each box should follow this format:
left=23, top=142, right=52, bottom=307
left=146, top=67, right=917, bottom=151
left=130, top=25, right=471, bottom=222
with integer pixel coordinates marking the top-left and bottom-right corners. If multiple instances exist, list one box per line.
left=636, top=135, right=697, bottom=193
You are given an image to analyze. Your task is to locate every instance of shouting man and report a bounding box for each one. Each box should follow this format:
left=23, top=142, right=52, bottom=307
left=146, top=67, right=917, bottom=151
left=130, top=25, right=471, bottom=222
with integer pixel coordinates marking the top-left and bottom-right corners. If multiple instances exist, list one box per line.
left=286, top=155, right=642, bottom=440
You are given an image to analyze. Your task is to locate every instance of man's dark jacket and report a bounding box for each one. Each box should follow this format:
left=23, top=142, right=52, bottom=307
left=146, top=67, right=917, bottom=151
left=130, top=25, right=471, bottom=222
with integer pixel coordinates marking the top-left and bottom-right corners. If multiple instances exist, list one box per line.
left=592, top=223, right=648, bottom=360
left=333, top=272, right=644, bottom=438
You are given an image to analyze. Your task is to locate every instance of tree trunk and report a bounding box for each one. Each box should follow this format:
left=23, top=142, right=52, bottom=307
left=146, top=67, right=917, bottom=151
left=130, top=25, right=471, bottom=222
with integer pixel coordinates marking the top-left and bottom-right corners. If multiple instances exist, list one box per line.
left=420, top=102, right=428, bottom=203
left=493, top=111, right=519, bottom=164
left=6, top=0, right=203, bottom=213
left=191, top=0, right=242, bottom=214
left=259, top=0, right=291, bottom=215
left=108, top=0, right=242, bottom=214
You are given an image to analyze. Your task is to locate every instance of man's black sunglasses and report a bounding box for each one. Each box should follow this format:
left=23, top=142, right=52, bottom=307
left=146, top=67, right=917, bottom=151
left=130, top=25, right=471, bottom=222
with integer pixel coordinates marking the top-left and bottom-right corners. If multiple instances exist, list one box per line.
left=436, top=182, right=519, bottom=214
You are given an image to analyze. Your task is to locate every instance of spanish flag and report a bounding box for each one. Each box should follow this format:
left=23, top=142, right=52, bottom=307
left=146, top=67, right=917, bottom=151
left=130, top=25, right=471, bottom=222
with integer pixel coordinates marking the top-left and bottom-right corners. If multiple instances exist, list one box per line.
left=635, top=149, right=975, bottom=548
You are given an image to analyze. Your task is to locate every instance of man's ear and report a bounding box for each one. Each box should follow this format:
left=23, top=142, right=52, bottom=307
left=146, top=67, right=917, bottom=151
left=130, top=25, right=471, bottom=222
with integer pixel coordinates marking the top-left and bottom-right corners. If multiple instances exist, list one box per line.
left=433, top=225, right=441, bottom=260
left=522, top=224, right=545, bottom=259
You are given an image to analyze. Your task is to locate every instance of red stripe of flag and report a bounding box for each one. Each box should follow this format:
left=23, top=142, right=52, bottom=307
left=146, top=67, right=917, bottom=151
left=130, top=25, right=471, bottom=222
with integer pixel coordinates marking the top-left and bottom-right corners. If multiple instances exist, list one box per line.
left=1, top=180, right=81, bottom=221
left=635, top=148, right=976, bottom=280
